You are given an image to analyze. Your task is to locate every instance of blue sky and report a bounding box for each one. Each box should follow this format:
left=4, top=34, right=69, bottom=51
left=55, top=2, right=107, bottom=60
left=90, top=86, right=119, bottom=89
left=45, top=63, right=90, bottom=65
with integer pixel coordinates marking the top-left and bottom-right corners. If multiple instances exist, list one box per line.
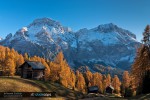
left=0, top=0, right=150, bottom=42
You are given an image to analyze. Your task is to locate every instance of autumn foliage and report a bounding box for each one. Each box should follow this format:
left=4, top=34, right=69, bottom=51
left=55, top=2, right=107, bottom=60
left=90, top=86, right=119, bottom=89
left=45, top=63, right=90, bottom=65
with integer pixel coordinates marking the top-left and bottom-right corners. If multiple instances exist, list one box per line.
left=0, top=46, right=24, bottom=76
left=0, top=45, right=130, bottom=95
left=131, top=25, right=150, bottom=95
left=49, top=52, right=76, bottom=88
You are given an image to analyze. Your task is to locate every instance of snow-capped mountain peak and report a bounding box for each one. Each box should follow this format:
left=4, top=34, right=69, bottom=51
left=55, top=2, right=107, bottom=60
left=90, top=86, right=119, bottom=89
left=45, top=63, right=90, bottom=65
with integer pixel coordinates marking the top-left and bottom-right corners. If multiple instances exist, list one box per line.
left=29, top=18, right=60, bottom=27
left=75, top=23, right=138, bottom=47
left=0, top=18, right=141, bottom=71
left=27, top=18, right=72, bottom=35
left=96, top=23, right=117, bottom=29
left=93, top=23, right=136, bottom=39
left=21, top=27, right=28, bottom=33
left=6, top=33, right=13, bottom=38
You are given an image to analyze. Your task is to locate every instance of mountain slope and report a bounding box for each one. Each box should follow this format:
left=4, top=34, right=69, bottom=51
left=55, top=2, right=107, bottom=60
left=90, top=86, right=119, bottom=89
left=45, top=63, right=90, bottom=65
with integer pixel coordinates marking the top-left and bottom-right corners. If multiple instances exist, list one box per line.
left=0, top=18, right=140, bottom=71
left=69, top=23, right=140, bottom=70
left=0, top=18, right=74, bottom=59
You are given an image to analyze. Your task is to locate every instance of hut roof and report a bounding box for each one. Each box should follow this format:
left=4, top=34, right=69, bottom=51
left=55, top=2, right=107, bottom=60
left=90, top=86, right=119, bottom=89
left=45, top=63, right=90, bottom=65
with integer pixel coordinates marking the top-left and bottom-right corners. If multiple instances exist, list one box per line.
left=88, top=86, right=99, bottom=91
left=20, top=61, right=45, bottom=70
left=107, top=85, right=114, bottom=90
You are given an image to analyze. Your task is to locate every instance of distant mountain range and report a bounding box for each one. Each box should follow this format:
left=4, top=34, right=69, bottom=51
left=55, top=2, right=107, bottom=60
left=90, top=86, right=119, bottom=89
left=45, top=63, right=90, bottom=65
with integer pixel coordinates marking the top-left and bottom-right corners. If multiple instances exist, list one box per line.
left=0, top=18, right=141, bottom=73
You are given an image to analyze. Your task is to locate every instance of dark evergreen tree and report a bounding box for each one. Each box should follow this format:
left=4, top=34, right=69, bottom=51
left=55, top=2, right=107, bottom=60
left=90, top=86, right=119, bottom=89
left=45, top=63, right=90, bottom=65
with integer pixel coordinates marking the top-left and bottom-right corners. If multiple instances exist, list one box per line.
left=142, top=70, right=150, bottom=94
left=142, top=25, right=150, bottom=45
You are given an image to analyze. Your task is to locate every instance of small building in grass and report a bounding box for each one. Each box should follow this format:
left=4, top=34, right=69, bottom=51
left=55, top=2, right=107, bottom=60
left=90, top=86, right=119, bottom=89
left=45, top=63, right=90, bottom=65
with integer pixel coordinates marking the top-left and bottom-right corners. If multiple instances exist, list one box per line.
left=88, top=86, right=99, bottom=93
left=106, top=85, right=114, bottom=94
left=19, top=61, right=45, bottom=80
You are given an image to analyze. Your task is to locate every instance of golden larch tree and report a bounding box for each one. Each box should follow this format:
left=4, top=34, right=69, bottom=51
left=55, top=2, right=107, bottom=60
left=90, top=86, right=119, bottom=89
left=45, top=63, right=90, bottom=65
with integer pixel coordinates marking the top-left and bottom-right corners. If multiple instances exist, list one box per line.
left=122, top=71, right=130, bottom=88
left=76, top=70, right=86, bottom=93
left=112, top=75, right=121, bottom=94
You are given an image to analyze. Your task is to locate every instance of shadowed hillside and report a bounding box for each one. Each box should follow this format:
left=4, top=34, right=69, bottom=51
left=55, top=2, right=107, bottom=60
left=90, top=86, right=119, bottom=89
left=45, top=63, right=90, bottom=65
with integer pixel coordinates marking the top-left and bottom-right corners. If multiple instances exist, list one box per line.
left=0, top=76, right=83, bottom=100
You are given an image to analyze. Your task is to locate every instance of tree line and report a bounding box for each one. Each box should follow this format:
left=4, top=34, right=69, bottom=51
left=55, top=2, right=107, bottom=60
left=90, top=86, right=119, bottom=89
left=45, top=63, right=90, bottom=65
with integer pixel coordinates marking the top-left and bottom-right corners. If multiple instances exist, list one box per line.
left=0, top=46, right=131, bottom=96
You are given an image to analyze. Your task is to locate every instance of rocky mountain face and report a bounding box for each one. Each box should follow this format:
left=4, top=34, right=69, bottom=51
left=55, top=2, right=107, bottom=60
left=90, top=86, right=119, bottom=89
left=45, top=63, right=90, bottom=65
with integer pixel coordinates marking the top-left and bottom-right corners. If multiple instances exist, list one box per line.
left=0, top=18, right=140, bottom=72
left=71, top=23, right=140, bottom=70
left=0, top=18, right=74, bottom=59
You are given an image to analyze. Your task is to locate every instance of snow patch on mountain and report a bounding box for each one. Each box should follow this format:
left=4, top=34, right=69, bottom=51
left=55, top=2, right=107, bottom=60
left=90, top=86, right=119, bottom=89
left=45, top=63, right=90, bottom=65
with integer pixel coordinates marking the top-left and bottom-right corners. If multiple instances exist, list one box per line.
left=74, top=23, right=138, bottom=47
left=21, top=27, right=28, bottom=32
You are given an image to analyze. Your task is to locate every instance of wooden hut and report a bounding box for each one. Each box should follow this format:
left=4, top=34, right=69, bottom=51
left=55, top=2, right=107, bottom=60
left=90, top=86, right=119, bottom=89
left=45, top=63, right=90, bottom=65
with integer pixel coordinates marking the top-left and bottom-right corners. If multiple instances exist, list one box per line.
left=88, top=86, right=99, bottom=93
left=19, top=61, right=45, bottom=80
left=106, top=85, right=114, bottom=94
